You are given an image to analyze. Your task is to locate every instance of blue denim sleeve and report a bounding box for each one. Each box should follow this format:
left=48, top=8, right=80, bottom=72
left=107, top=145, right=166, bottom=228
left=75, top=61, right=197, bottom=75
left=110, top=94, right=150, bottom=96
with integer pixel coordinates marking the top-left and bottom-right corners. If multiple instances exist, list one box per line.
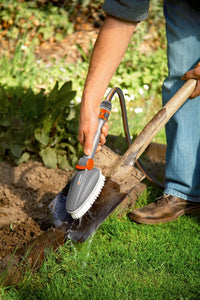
left=103, top=0, right=150, bottom=22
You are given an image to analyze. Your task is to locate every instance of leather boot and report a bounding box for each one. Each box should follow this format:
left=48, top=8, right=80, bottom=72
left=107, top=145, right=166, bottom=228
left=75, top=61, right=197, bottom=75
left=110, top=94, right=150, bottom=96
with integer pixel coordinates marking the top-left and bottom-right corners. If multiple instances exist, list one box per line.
left=128, top=194, right=200, bottom=224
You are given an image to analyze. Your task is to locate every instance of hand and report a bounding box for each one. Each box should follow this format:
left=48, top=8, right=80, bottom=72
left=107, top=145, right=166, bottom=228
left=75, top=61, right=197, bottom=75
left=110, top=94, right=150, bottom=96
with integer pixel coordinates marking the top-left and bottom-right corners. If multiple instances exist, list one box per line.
left=78, top=103, right=109, bottom=156
left=182, top=62, right=200, bottom=99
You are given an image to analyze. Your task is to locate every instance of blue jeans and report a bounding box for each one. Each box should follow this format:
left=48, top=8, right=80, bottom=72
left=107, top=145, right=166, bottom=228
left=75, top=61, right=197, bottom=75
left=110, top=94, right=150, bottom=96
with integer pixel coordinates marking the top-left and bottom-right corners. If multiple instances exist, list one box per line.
left=162, top=0, right=200, bottom=201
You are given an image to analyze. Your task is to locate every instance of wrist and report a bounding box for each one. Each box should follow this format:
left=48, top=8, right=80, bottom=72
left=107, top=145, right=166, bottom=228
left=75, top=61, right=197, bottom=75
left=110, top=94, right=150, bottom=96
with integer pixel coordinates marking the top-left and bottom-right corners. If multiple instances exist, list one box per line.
left=81, top=87, right=105, bottom=112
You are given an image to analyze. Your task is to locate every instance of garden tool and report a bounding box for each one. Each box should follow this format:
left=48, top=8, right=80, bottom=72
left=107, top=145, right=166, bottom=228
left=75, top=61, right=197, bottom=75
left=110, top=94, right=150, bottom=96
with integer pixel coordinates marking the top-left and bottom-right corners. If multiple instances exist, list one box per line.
left=65, top=99, right=112, bottom=219
left=49, top=79, right=196, bottom=243
left=49, top=87, right=121, bottom=223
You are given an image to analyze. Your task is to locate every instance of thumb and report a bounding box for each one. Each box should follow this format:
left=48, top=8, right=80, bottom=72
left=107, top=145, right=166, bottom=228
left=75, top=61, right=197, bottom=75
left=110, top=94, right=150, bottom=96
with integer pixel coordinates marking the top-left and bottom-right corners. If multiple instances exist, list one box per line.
left=83, top=130, right=96, bottom=156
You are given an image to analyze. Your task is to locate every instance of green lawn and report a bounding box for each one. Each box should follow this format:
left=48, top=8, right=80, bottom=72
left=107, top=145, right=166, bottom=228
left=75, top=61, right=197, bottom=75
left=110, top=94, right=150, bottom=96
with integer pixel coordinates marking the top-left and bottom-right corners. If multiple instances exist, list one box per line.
left=1, top=193, right=200, bottom=299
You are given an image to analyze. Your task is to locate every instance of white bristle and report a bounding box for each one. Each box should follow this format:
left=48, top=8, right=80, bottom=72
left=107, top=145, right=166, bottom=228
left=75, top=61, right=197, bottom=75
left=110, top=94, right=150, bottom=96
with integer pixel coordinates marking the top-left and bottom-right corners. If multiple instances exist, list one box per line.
left=71, top=172, right=105, bottom=219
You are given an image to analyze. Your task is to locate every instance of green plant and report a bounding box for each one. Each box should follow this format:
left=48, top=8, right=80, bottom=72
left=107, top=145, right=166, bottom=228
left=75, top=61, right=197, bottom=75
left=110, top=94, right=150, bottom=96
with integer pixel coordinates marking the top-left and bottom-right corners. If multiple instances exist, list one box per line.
left=0, top=81, right=81, bottom=169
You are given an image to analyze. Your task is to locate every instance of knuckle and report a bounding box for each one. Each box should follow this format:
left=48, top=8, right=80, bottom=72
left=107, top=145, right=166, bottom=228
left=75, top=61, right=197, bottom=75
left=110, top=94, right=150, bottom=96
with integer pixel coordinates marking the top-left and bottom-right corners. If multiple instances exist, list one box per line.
left=193, top=68, right=200, bottom=78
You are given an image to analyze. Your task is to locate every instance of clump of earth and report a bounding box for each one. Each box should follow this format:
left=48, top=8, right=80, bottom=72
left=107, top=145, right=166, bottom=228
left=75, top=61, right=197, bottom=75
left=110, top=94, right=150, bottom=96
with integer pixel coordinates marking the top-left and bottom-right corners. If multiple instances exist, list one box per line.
left=0, top=160, right=73, bottom=259
left=0, top=145, right=125, bottom=260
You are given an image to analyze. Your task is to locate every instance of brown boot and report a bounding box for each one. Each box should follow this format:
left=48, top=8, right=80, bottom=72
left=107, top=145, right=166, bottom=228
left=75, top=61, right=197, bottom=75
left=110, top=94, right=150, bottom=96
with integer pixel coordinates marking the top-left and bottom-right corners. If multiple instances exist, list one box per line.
left=128, top=194, right=200, bottom=224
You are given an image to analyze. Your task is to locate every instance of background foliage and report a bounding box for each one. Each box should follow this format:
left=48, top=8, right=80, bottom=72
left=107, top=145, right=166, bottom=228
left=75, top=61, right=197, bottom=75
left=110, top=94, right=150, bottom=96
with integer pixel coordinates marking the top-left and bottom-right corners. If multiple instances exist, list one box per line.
left=0, top=0, right=167, bottom=169
left=0, top=81, right=80, bottom=168
left=0, top=0, right=103, bottom=44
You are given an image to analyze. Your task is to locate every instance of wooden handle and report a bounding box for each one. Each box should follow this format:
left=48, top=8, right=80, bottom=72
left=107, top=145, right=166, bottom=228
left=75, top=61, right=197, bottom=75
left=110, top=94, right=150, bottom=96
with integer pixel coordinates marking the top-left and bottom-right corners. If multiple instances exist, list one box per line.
left=120, top=79, right=196, bottom=167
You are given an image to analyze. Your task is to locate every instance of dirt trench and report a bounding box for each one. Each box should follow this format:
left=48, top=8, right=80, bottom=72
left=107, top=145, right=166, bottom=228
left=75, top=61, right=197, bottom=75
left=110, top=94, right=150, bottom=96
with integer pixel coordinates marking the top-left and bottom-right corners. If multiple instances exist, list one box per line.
left=0, top=159, right=73, bottom=260
left=0, top=146, right=134, bottom=260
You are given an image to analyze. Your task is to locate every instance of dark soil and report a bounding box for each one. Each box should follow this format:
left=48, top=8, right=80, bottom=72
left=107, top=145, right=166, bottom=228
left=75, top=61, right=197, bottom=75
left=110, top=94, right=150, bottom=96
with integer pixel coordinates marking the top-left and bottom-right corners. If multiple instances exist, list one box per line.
left=0, top=160, right=73, bottom=259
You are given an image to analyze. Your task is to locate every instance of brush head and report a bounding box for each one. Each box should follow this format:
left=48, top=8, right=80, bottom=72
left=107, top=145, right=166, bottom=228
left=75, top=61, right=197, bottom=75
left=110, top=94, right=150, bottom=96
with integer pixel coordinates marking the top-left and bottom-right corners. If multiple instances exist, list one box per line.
left=48, top=182, right=73, bottom=227
left=66, top=167, right=105, bottom=219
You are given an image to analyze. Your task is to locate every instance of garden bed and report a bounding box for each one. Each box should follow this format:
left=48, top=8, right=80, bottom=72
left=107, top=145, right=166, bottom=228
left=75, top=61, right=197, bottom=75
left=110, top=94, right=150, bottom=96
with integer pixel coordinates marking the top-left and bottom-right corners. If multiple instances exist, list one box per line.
left=0, top=145, right=137, bottom=260
left=0, top=159, right=72, bottom=260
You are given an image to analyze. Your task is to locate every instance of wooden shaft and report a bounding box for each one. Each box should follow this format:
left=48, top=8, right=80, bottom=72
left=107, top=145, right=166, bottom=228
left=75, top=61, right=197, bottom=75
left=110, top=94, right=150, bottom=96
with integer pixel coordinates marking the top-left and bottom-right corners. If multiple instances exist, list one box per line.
left=120, top=79, right=196, bottom=167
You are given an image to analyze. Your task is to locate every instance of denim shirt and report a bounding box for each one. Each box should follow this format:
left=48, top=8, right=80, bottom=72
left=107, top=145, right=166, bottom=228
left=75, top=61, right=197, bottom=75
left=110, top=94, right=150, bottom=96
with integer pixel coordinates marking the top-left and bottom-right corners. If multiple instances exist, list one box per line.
left=102, top=0, right=200, bottom=22
left=103, top=0, right=150, bottom=22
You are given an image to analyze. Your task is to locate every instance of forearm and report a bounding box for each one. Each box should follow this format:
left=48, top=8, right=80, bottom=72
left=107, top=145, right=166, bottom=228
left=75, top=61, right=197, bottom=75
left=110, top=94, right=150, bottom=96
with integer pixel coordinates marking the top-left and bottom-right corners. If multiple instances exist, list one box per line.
left=78, top=15, right=137, bottom=154
left=82, top=15, right=137, bottom=111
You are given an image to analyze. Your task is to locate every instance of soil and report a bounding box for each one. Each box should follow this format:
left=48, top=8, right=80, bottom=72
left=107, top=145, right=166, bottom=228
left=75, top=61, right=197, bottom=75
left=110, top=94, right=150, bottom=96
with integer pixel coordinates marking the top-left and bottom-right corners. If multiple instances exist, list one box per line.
left=0, top=141, right=166, bottom=262
left=35, top=28, right=98, bottom=64
left=0, top=146, right=131, bottom=260
left=0, top=159, right=73, bottom=260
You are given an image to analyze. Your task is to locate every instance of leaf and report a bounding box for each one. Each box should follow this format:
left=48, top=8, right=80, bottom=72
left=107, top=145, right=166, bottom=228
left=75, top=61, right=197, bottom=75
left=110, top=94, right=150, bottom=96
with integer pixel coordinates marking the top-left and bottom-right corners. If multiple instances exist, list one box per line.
left=47, top=81, right=76, bottom=110
left=0, top=119, right=11, bottom=127
left=46, top=81, right=59, bottom=104
left=56, top=91, right=76, bottom=108
left=66, top=107, right=76, bottom=121
left=57, top=153, right=70, bottom=170
left=59, top=142, right=69, bottom=149
left=76, top=44, right=88, bottom=62
left=65, top=143, right=76, bottom=154
left=40, top=147, right=57, bottom=169
left=10, top=144, right=24, bottom=158
left=14, top=152, right=30, bottom=165
left=58, top=81, right=73, bottom=95
left=34, top=128, right=50, bottom=146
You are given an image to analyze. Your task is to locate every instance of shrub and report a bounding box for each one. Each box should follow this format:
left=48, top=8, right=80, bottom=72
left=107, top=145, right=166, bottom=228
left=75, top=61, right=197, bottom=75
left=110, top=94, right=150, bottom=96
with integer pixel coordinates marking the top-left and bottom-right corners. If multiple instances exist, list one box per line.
left=0, top=81, right=81, bottom=169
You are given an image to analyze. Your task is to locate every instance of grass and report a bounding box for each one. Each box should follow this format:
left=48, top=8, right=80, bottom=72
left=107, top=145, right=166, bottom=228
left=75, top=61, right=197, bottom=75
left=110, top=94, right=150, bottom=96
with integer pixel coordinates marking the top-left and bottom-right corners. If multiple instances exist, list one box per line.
left=1, top=0, right=200, bottom=299
left=1, top=189, right=200, bottom=299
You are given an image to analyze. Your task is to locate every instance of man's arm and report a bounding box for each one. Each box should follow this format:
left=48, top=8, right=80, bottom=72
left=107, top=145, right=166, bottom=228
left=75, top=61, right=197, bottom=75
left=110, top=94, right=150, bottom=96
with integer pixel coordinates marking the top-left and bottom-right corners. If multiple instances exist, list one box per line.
left=78, top=15, right=137, bottom=155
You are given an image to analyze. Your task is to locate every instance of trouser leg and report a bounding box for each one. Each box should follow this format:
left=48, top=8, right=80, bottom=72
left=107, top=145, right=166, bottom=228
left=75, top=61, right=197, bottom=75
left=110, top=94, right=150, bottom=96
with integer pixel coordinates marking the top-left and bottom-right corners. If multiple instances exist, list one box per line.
left=162, top=0, right=200, bottom=201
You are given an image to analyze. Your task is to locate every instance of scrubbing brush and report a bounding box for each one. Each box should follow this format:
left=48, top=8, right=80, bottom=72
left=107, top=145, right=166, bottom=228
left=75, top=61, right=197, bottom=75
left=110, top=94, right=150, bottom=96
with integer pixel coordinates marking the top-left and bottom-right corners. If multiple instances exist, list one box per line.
left=65, top=99, right=112, bottom=219
left=49, top=87, right=131, bottom=222
left=66, top=168, right=105, bottom=219
left=49, top=88, right=127, bottom=223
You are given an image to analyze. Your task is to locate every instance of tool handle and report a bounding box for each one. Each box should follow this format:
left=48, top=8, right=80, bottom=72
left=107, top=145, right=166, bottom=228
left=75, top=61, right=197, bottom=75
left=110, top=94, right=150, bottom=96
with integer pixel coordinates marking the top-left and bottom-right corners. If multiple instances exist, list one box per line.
left=120, top=79, right=196, bottom=167
left=87, top=117, right=107, bottom=160
left=77, top=101, right=112, bottom=168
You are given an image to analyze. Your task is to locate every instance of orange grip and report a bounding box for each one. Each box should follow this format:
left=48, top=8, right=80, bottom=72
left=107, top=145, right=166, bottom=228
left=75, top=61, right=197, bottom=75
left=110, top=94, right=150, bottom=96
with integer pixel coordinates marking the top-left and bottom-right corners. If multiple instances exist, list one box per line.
left=76, top=158, right=94, bottom=170
left=98, top=108, right=110, bottom=121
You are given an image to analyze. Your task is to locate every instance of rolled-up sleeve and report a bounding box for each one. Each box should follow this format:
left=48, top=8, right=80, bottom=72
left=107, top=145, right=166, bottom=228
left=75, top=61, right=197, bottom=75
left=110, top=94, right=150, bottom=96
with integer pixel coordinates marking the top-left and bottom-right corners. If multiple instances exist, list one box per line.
left=103, top=0, right=150, bottom=22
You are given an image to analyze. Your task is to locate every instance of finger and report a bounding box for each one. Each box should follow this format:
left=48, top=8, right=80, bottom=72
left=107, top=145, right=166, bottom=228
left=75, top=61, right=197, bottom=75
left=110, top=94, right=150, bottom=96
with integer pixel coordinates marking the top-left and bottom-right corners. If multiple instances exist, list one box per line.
left=100, top=133, right=106, bottom=145
left=195, top=62, right=200, bottom=68
left=84, top=133, right=95, bottom=156
left=78, top=127, right=96, bottom=155
left=182, top=70, right=196, bottom=81
left=101, top=122, right=109, bottom=137
left=104, top=121, right=109, bottom=131
left=182, top=63, right=200, bottom=81
left=78, top=131, right=84, bottom=147
left=189, top=79, right=200, bottom=99
left=96, top=144, right=102, bottom=153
